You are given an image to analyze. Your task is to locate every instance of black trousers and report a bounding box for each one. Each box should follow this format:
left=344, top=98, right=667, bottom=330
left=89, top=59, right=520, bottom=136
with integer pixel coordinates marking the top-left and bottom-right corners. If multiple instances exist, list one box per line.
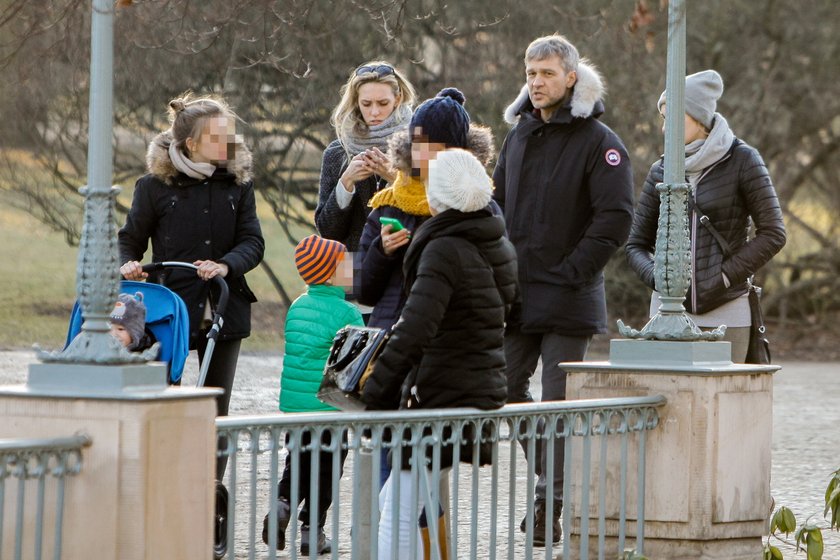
left=196, top=336, right=242, bottom=481
left=277, top=429, right=348, bottom=529
left=505, top=327, right=590, bottom=508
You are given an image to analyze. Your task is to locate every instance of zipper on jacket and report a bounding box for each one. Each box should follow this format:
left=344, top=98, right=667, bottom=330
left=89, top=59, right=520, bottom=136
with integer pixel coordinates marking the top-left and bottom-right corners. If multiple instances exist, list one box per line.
left=688, top=154, right=729, bottom=312
left=690, top=203, right=698, bottom=312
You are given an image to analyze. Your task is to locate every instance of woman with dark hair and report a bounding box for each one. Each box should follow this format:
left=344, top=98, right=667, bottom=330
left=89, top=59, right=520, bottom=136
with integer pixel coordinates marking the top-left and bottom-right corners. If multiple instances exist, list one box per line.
left=362, top=147, right=518, bottom=559
left=356, top=88, right=496, bottom=491
left=358, top=87, right=495, bottom=332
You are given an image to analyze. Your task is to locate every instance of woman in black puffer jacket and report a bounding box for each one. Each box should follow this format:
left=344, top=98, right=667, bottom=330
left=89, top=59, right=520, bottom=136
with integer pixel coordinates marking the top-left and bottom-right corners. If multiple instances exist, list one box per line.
left=362, top=148, right=518, bottom=559
left=626, top=70, right=786, bottom=360
left=119, top=93, right=265, bottom=480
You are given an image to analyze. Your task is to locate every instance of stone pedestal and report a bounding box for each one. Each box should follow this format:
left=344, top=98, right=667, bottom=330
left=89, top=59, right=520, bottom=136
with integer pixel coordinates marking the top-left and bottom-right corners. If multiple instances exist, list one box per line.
left=564, top=339, right=778, bottom=560
left=0, top=362, right=220, bottom=560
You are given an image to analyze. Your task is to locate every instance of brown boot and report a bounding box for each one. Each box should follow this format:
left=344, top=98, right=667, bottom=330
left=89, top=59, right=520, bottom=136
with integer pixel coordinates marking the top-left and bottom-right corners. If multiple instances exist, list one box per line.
left=420, top=510, right=449, bottom=559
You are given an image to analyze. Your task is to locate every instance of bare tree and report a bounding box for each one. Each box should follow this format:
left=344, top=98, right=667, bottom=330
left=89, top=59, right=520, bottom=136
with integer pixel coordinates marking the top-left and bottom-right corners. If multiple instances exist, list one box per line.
left=2, top=0, right=839, bottom=340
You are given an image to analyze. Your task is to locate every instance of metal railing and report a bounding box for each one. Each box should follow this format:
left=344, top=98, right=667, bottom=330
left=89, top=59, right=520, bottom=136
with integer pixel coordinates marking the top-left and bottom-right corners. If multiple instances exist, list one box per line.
left=0, top=434, right=91, bottom=560
left=216, top=395, right=665, bottom=560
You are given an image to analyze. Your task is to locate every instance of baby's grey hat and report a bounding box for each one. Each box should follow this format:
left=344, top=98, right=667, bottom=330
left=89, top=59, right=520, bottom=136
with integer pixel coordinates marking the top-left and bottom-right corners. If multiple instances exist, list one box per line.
left=110, top=292, right=146, bottom=350
left=657, top=69, right=723, bottom=129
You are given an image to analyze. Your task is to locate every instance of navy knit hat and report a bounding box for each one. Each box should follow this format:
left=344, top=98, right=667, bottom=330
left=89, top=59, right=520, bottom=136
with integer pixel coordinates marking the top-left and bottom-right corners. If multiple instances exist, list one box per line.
left=409, top=88, right=470, bottom=148
left=295, top=235, right=346, bottom=285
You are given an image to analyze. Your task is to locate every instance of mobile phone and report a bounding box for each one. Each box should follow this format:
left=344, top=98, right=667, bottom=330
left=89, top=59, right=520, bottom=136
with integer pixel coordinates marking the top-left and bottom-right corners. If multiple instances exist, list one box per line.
left=379, top=216, right=405, bottom=232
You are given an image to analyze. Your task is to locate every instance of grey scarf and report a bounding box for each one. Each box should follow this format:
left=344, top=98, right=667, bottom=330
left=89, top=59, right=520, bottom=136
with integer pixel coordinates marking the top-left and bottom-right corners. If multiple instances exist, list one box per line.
left=685, top=112, right=735, bottom=177
left=168, top=142, right=216, bottom=180
left=339, top=104, right=412, bottom=157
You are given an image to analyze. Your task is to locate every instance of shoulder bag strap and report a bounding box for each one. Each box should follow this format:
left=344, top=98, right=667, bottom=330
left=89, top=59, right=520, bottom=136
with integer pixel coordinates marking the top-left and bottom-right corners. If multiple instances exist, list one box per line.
left=692, top=198, right=765, bottom=298
left=688, top=197, right=733, bottom=258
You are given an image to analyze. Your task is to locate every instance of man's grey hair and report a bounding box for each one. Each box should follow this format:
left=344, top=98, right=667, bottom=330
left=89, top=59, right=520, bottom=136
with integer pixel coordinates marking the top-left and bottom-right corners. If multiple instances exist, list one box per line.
left=525, top=34, right=580, bottom=73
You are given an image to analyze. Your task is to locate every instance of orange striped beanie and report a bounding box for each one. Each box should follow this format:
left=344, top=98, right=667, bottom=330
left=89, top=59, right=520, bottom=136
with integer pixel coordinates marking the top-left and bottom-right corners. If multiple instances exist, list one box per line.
left=294, top=235, right=346, bottom=285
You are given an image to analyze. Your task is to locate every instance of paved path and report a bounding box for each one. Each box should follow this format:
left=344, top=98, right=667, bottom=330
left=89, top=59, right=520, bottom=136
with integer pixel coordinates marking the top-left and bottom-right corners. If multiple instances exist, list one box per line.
left=0, top=351, right=837, bottom=557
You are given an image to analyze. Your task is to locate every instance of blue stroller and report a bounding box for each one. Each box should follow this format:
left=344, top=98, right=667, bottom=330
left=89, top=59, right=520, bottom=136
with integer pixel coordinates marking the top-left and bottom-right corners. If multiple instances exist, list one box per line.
left=64, top=262, right=231, bottom=558
left=64, top=276, right=190, bottom=382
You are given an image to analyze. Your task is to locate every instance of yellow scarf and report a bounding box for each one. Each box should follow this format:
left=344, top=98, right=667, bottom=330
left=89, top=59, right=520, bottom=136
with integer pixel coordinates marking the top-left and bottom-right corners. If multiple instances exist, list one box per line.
left=368, top=171, right=431, bottom=216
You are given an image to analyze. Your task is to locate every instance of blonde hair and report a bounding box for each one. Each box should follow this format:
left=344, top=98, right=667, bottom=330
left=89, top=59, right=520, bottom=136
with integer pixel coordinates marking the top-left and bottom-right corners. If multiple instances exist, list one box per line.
left=167, top=91, right=240, bottom=154
left=330, top=61, right=416, bottom=154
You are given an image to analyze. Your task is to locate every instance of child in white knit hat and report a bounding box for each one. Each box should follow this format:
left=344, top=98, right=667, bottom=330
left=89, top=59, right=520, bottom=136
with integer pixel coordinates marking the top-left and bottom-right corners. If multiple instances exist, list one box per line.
left=425, top=148, right=494, bottom=214
left=362, top=146, right=517, bottom=559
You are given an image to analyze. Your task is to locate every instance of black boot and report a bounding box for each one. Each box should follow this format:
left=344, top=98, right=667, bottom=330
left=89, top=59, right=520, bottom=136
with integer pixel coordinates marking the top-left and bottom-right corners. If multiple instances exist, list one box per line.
left=521, top=501, right=562, bottom=546
left=261, top=498, right=291, bottom=550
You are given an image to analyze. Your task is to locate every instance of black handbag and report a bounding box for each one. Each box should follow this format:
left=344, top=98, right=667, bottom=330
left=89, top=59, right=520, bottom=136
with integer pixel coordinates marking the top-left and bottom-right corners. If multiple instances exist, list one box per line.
left=745, top=283, right=771, bottom=364
left=693, top=200, right=772, bottom=364
left=317, top=326, right=389, bottom=411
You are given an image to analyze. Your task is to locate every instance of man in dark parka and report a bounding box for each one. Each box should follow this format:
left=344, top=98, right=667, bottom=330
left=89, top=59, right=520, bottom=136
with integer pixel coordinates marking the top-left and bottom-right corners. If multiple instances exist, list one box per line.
left=492, top=34, right=634, bottom=544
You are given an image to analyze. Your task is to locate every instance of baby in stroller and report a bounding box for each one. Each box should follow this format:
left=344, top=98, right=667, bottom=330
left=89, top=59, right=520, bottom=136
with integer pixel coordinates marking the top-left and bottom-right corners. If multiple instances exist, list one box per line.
left=66, top=276, right=224, bottom=557
left=66, top=280, right=190, bottom=384
left=109, top=292, right=156, bottom=353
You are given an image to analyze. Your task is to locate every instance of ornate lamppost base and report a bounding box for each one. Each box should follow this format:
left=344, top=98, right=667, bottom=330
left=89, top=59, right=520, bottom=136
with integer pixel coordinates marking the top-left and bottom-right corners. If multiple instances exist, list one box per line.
left=617, top=294, right=725, bottom=342
left=35, top=337, right=160, bottom=365
left=617, top=315, right=725, bottom=341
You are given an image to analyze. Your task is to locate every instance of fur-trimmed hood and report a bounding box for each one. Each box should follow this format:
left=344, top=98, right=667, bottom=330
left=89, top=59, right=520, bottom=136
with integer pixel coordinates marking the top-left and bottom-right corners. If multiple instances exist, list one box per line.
left=503, top=60, right=605, bottom=125
left=386, top=125, right=495, bottom=174
left=146, top=130, right=253, bottom=185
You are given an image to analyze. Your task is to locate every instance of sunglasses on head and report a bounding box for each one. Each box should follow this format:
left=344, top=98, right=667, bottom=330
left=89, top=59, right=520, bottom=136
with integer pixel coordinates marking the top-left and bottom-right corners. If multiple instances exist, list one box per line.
left=355, top=64, right=395, bottom=78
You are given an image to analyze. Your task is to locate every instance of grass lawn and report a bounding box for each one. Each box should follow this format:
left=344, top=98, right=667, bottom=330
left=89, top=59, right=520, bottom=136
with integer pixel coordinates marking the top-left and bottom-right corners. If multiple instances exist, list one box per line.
left=0, top=192, right=310, bottom=353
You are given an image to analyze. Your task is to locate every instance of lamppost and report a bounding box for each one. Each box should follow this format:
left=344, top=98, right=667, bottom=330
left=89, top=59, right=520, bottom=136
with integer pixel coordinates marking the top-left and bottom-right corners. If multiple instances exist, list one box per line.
left=564, top=5, right=775, bottom=556
left=36, top=0, right=157, bottom=367
left=617, top=0, right=724, bottom=342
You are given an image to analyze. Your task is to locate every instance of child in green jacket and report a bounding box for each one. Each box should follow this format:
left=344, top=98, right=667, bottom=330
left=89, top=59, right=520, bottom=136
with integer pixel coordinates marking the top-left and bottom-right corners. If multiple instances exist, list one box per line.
left=263, top=235, right=362, bottom=555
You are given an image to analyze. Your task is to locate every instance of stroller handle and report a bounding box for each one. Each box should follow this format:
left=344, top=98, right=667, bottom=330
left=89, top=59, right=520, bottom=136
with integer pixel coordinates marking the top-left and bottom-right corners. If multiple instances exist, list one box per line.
left=140, top=261, right=230, bottom=389
left=141, top=262, right=230, bottom=340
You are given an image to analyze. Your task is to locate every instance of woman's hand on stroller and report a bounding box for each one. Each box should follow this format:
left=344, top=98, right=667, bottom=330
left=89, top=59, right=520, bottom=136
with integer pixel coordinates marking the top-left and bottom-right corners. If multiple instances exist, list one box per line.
left=194, top=260, right=229, bottom=281
left=120, top=260, right=148, bottom=281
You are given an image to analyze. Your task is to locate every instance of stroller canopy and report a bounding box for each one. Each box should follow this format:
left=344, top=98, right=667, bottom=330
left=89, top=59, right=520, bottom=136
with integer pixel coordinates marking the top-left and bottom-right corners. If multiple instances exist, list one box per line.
left=65, top=281, right=190, bottom=383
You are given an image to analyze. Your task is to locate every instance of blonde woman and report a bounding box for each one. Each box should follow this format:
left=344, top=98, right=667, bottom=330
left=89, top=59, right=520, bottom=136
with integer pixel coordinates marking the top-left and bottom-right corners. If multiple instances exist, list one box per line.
left=314, top=61, right=416, bottom=251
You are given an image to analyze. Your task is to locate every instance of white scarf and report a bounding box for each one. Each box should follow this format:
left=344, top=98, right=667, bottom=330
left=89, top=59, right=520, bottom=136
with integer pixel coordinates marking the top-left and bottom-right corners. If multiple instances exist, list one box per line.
left=168, top=142, right=216, bottom=180
left=685, top=112, right=735, bottom=177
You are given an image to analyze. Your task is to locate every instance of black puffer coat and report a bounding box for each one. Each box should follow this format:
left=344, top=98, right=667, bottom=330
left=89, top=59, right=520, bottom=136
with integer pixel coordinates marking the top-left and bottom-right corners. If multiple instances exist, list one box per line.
left=493, top=66, right=634, bottom=335
left=625, top=138, right=786, bottom=314
left=362, top=208, right=518, bottom=411
left=119, top=131, right=265, bottom=347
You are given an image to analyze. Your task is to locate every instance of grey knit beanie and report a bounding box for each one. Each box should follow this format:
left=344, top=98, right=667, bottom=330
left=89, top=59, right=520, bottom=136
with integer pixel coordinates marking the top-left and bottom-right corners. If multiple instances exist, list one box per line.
left=657, top=69, right=723, bottom=130
left=110, top=292, right=147, bottom=350
left=426, top=149, right=493, bottom=213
